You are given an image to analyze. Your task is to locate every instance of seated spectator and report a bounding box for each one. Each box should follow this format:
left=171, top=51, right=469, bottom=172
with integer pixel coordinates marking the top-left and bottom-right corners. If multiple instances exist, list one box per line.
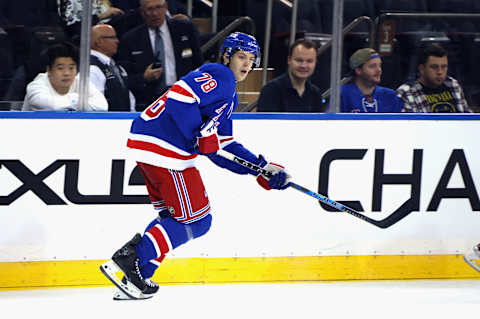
left=22, top=42, right=108, bottom=111
left=3, top=26, right=67, bottom=104
left=257, top=39, right=326, bottom=113
left=90, top=24, right=135, bottom=111
left=117, top=0, right=203, bottom=110
left=396, top=44, right=472, bottom=113
left=340, top=48, right=404, bottom=113
left=57, top=0, right=125, bottom=39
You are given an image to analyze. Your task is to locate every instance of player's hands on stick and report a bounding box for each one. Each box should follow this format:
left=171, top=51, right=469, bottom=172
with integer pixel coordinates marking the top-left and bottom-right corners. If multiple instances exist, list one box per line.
left=256, top=157, right=291, bottom=190
left=197, top=119, right=219, bottom=154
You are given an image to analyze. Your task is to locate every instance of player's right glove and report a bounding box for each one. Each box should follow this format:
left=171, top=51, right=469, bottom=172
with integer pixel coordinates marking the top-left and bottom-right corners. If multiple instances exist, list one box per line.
left=256, top=156, right=291, bottom=191
left=197, top=119, right=219, bottom=154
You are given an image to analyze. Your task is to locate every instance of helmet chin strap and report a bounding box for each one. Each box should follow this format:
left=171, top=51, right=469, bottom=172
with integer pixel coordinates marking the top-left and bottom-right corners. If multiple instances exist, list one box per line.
left=221, top=54, right=230, bottom=67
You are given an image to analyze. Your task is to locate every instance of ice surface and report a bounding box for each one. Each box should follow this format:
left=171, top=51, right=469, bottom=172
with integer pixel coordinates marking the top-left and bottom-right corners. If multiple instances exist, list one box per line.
left=0, top=280, right=478, bottom=319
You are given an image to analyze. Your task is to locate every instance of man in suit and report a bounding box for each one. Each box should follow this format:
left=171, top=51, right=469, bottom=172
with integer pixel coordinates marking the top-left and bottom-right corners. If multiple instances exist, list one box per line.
left=117, top=0, right=203, bottom=110
left=90, top=24, right=135, bottom=112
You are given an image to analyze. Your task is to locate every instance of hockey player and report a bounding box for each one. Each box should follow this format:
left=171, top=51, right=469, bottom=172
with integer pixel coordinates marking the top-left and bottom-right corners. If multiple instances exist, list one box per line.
left=100, top=32, right=291, bottom=300
left=464, top=244, right=480, bottom=273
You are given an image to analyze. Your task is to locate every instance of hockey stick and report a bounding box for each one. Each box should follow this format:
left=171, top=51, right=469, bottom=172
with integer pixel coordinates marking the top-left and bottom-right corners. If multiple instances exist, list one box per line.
left=216, top=149, right=415, bottom=229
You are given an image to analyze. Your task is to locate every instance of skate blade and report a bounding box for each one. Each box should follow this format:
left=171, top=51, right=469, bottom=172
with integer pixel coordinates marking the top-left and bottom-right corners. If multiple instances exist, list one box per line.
left=113, top=289, right=151, bottom=301
left=463, top=253, right=480, bottom=273
left=100, top=260, right=152, bottom=300
left=113, top=289, right=131, bottom=300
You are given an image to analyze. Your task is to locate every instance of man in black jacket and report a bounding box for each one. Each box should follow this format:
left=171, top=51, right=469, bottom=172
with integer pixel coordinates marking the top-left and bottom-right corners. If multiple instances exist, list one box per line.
left=257, top=39, right=326, bottom=113
left=90, top=24, right=135, bottom=112
left=117, top=0, right=203, bottom=110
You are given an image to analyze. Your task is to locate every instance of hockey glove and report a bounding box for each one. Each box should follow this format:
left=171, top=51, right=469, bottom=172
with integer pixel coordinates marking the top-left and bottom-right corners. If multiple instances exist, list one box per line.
left=197, top=120, right=219, bottom=154
left=256, top=160, right=291, bottom=191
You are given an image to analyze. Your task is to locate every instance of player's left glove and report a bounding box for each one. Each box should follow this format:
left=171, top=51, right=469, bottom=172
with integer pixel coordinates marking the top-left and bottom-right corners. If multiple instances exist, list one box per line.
left=256, top=158, right=291, bottom=191
left=197, top=119, right=219, bottom=154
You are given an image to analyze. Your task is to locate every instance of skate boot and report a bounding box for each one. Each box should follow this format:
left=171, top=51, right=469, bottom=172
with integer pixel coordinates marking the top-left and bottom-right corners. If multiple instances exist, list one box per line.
left=100, top=234, right=159, bottom=299
left=463, top=243, right=480, bottom=273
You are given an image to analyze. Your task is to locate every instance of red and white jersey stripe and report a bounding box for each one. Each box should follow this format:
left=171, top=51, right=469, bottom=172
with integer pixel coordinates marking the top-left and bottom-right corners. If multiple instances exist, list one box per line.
left=127, top=133, right=198, bottom=170
left=219, top=135, right=234, bottom=148
left=166, top=80, right=200, bottom=104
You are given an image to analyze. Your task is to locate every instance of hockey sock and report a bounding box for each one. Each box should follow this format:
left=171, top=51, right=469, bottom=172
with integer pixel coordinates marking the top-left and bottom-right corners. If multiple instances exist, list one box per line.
left=140, top=255, right=166, bottom=278
left=135, top=214, right=213, bottom=268
left=136, top=223, right=172, bottom=266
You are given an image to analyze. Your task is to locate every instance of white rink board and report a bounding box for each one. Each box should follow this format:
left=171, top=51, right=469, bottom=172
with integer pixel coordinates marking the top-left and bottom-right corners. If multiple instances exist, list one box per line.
left=0, top=117, right=479, bottom=261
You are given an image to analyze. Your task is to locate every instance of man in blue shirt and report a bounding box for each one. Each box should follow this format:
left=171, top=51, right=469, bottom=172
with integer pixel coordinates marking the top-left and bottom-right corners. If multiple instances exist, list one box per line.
left=340, top=48, right=403, bottom=113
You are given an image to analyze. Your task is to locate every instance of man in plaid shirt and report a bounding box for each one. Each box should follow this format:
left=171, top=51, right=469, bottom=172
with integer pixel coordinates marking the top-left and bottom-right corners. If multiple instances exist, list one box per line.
left=396, top=44, right=472, bottom=113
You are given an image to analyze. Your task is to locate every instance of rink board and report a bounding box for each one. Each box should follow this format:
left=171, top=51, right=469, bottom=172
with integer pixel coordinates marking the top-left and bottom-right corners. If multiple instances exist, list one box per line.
left=1, top=112, right=480, bottom=288
left=0, top=255, right=479, bottom=289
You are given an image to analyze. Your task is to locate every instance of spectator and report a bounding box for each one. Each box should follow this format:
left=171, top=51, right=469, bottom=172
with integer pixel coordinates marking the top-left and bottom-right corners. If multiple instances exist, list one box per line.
left=257, top=39, right=326, bottom=113
left=340, top=48, right=403, bottom=113
left=396, top=44, right=472, bottom=113
left=22, top=42, right=108, bottom=111
left=90, top=24, right=135, bottom=111
left=117, top=0, right=203, bottom=110
left=57, top=0, right=125, bottom=39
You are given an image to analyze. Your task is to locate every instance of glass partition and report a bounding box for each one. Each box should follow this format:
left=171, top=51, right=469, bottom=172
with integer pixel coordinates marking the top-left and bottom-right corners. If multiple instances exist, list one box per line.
left=0, top=0, right=478, bottom=112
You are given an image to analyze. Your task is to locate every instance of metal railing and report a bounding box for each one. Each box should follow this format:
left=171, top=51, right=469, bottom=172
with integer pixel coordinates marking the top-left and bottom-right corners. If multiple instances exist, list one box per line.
left=376, top=12, right=480, bottom=23
left=261, top=0, right=300, bottom=86
left=317, top=16, right=375, bottom=56
left=186, top=0, right=298, bottom=89
left=200, top=16, right=256, bottom=55
left=318, top=16, right=375, bottom=104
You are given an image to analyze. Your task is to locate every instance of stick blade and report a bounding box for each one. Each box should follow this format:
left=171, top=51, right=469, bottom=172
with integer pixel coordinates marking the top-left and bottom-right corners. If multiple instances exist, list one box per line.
left=374, top=197, right=416, bottom=229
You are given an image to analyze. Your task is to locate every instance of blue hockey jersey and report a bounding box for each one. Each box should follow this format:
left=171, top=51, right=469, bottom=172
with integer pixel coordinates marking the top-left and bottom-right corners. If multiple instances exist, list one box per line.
left=127, top=63, right=262, bottom=173
left=340, top=83, right=404, bottom=113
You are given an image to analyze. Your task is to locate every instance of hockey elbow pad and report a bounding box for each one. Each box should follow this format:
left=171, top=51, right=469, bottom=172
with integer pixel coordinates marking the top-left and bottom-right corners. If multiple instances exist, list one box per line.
left=197, top=120, right=219, bottom=154
left=256, top=160, right=292, bottom=191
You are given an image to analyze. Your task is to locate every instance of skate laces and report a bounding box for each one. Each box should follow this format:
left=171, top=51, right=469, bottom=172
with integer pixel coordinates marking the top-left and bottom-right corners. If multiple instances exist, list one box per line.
left=145, top=279, right=158, bottom=288
left=134, top=259, right=158, bottom=288
left=134, top=259, right=145, bottom=281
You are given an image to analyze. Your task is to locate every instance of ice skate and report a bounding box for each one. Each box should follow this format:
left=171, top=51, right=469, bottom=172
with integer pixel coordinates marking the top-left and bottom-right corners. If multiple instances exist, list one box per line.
left=463, top=243, right=480, bottom=273
left=100, top=233, right=159, bottom=299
